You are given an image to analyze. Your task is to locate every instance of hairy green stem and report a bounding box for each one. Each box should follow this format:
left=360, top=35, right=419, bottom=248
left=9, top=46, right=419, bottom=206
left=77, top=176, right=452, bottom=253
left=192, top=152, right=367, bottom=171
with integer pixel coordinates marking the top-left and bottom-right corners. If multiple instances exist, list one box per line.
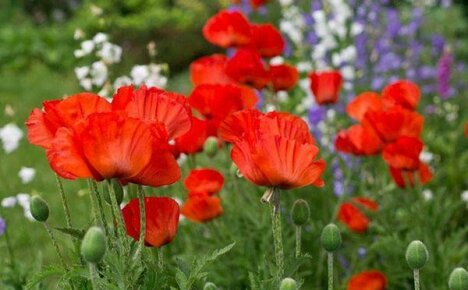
left=87, top=180, right=99, bottom=224
left=295, top=226, right=302, bottom=258
left=327, top=252, right=334, bottom=290
left=413, top=269, right=420, bottom=290
left=44, top=223, right=67, bottom=269
left=107, top=181, right=127, bottom=251
left=158, top=248, right=164, bottom=271
left=88, top=263, right=99, bottom=290
left=266, top=188, right=284, bottom=284
left=3, top=226, right=15, bottom=266
left=89, top=180, right=109, bottom=237
left=134, top=185, right=146, bottom=260
left=54, top=174, right=72, bottom=228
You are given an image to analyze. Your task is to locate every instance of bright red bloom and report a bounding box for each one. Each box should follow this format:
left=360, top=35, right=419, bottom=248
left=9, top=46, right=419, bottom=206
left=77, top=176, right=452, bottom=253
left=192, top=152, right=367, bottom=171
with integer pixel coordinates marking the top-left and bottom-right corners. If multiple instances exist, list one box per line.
left=244, top=24, right=285, bottom=58
left=189, top=84, right=258, bottom=129
left=269, top=64, right=299, bottom=91
left=190, top=54, right=234, bottom=86
left=389, top=162, right=433, bottom=188
left=347, top=270, right=387, bottom=290
left=382, top=136, right=423, bottom=170
left=250, top=0, right=269, bottom=8
left=382, top=80, right=420, bottom=111
left=346, top=92, right=382, bottom=121
left=309, top=71, right=343, bottom=105
left=202, top=10, right=251, bottom=48
left=173, top=117, right=209, bottom=155
left=122, top=197, right=180, bottom=248
left=184, top=168, right=224, bottom=196
left=220, top=110, right=325, bottom=189
left=335, top=123, right=383, bottom=156
left=352, top=197, right=379, bottom=211
left=26, top=93, right=111, bottom=149
left=47, top=112, right=181, bottom=187
left=225, top=49, right=270, bottom=89
left=363, top=105, right=424, bottom=144
left=181, top=194, right=223, bottom=223
left=337, top=202, right=370, bottom=233
left=112, top=85, right=192, bottom=139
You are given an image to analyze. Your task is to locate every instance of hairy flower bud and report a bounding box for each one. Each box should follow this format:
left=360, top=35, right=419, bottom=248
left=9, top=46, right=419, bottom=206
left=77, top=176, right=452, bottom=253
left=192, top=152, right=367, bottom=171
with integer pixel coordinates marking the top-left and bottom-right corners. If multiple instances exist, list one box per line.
left=405, top=240, right=429, bottom=270
left=321, top=223, right=342, bottom=252
left=280, top=277, right=297, bottom=290
left=203, top=136, right=219, bottom=158
left=81, top=227, right=106, bottom=263
left=291, top=199, right=310, bottom=226
left=30, top=195, right=49, bottom=222
left=448, top=267, right=468, bottom=290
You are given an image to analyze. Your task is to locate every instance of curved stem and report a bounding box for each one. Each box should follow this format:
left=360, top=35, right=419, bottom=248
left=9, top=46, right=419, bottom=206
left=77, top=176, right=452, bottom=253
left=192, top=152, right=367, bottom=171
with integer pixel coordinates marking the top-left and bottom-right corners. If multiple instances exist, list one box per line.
left=55, top=174, right=72, bottom=228
left=134, top=185, right=146, bottom=260
left=327, top=252, right=334, bottom=290
left=88, top=263, right=99, bottom=290
left=268, top=188, right=284, bottom=284
left=295, top=226, right=302, bottom=258
left=413, top=269, right=420, bottom=290
left=44, top=223, right=67, bottom=269
left=90, top=180, right=109, bottom=238
left=107, top=181, right=127, bottom=251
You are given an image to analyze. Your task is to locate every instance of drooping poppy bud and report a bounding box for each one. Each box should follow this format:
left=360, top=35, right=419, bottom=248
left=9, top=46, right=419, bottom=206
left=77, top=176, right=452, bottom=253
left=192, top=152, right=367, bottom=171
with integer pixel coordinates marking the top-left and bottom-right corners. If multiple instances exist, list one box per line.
left=291, top=199, right=310, bottom=226
left=279, top=277, right=298, bottom=290
left=405, top=240, right=429, bottom=270
left=81, top=227, right=106, bottom=263
left=30, top=195, right=50, bottom=222
left=321, top=223, right=342, bottom=252
left=448, top=267, right=468, bottom=290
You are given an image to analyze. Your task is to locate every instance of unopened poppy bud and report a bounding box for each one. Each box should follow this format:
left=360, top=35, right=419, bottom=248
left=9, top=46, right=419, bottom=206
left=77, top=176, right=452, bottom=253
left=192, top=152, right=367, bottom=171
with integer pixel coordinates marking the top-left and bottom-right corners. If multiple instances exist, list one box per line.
left=81, top=227, right=106, bottom=263
left=448, top=267, right=468, bottom=290
left=203, top=137, right=219, bottom=158
left=229, top=163, right=238, bottom=177
left=321, top=223, right=342, bottom=252
left=280, top=277, right=297, bottom=290
left=291, top=199, right=310, bottom=226
left=405, top=240, right=429, bottom=270
left=104, top=179, right=124, bottom=205
left=30, top=195, right=49, bottom=222
left=203, top=282, right=218, bottom=290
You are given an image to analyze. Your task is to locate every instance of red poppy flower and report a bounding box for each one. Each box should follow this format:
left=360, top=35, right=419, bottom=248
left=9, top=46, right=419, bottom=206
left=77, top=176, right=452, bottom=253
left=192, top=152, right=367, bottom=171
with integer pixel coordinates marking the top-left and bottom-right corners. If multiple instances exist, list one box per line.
left=389, top=162, right=433, bottom=188
left=352, top=197, right=379, bottom=211
left=220, top=109, right=325, bottom=189
left=347, top=270, right=387, bottom=290
left=225, top=49, right=270, bottom=89
left=250, top=0, right=269, bottom=8
left=122, top=197, right=180, bottom=248
left=47, top=112, right=181, bottom=187
left=244, top=24, right=285, bottom=58
left=202, top=10, right=251, bottom=48
left=190, top=54, right=234, bottom=86
left=346, top=92, right=382, bottom=121
left=189, top=84, right=258, bottom=129
left=335, top=123, right=383, bottom=156
left=309, top=71, right=343, bottom=105
left=184, top=168, right=224, bottom=196
left=363, top=105, right=424, bottom=144
left=112, top=85, right=192, bottom=140
left=382, top=136, right=423, bottom=170
left=269, top=64, right=299, bottom=91
left=337, top=202, right=370, bottom=233
left=181, top=194, right=223, bottom=223
left=382, top=80, right=420, bottom=111
left=26, top=93, right=111, bottom=149
left=173, top=117, right=209, bottom=155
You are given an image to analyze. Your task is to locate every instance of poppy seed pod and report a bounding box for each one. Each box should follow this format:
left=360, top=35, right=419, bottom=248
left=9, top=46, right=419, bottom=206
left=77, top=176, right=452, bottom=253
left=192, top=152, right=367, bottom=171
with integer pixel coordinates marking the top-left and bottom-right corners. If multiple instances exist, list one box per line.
left=321, top=223, right=342, bottom=252
left=81, top=227, right=106, bottom=263
left=203, top=282, right=218, bottom=290
left=291, top=199, right=310, bottom=226
left=204, top=136, right=219, bottom=158
left=30, top=195, right=49, bottom=222
left=405, top=240, right=429, bottom=270
left=280, top=277, right=297, bottom=290
left=104, top=179, right=124, bottom=205
left=448, top=267, right=468, bottom=290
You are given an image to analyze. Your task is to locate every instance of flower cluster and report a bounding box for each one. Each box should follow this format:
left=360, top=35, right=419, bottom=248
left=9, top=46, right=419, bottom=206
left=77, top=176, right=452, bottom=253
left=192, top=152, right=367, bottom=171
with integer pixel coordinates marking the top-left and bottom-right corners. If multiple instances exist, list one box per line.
left=335, top=80, right=433, bottom=188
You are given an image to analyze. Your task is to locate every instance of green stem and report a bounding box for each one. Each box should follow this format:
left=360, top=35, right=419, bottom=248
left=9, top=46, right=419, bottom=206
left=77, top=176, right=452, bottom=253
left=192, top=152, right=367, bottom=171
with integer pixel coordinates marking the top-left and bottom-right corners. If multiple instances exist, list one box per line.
left=266, top=188, right=284, bottom=284
left=107, top=181, right=127, bottom=251
left=327, top=252, right=333, bottom=290
left=44, top=223, right=67, bottom=269
left=295, top=226, right=301, bottom=258
left=87, top=180, right=99, bottom=224
left=3, top=226, right=15, bottom=266
left=134, top=185, right=146, bottom=260
left=89, top=180, right=109, bottom=237
left=54, top=174, right=72, bottom=228
left=413, top=269, right=420, bottom=290
left=158, top=248, right=164, bottom=271
left=88, top=263, right=99, bottom=290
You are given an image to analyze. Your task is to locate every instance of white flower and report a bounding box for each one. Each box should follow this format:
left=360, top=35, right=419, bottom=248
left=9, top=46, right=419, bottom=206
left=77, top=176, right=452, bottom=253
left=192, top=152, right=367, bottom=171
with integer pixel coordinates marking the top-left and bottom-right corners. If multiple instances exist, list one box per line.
left=80, top=40, right=95, bottom=55
left=113, top=76, right=133, bottom=89
left=90, top=61, right=108, bottom=86
left=461, top=190, right=468, bottom=202
left=93, top=32, right=108, bottom=44
left=422, top=189, right=433, bottom=201
left=74, top=66, right=89, bottom=80
left=279, top=0, right=293, bottom=6
left=97, top=42, right=122, bottom=64
left=80, top=78, right=93, bottom=90
left=1, top=196, right=17, bottom=208
left=351, top=23, right=364, bottom=36
left=297, top=61, right=312, bottom=72
left=420, top=151, right=433, bottom=163
left=0, top=123, right=23, bottom=153
left=270, top=56, right=284, bottom=66
left=177, top=153, right=187, bottom=166
left=18, top=167, right=36, bottom=184
left=265, top=104, right=276, bottom=112
left=341, top=66, right=355, bottom=80
left=131, top=65, right=150, bottom=85
left=74, top=28, right=85, bottom=40
left=73, top=49, right=86, bottom=58
left=326, top=109, right=336, bottom=120
left=332, top=53, right=342, bottom=67
left=277, top=91, right=288, bottom=103
left=341, top=46, right=357, bottom=62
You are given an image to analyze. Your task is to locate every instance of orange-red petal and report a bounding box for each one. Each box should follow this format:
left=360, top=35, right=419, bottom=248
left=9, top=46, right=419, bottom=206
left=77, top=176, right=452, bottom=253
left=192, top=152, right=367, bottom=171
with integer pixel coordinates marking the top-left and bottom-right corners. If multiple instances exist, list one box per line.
left=382, top=80, right=420, bottom=111
left=184, top=168, right=224, bottom=195
left=346, top=92, right=382, bottom=121
left=181, top=195, right=223, bottom=223
left=347, top=270, right=387, bottom=290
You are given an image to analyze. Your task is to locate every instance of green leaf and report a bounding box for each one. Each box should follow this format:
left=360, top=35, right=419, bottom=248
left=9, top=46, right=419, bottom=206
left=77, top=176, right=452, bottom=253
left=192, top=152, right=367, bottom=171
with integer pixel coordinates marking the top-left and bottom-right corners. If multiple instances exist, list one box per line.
left=25, top=265, right=66, bottom=290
